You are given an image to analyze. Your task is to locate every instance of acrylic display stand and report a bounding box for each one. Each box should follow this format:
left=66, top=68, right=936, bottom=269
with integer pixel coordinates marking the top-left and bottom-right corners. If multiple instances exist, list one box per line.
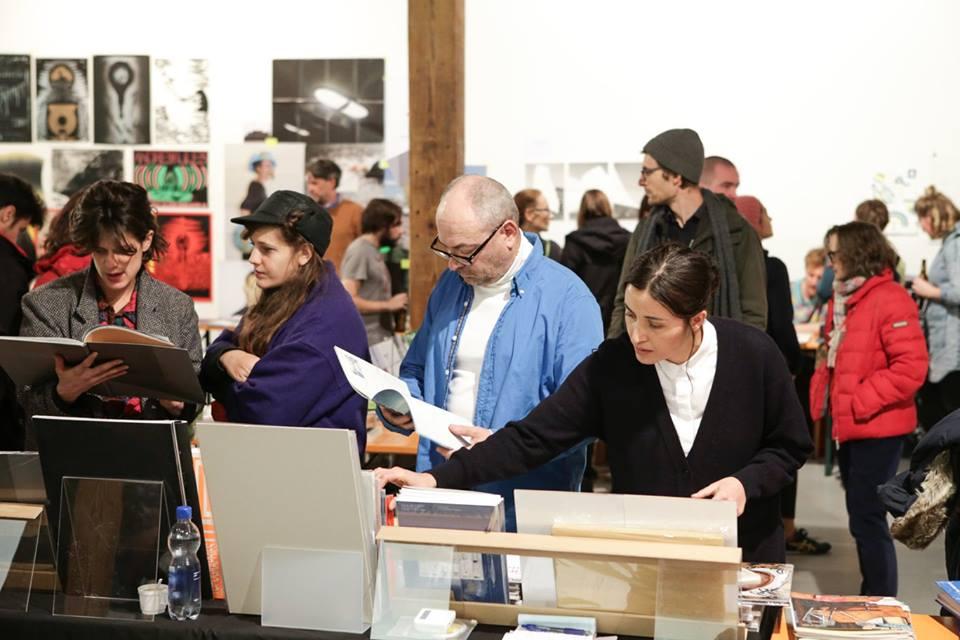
left=374, top=526, right=741, bottom=640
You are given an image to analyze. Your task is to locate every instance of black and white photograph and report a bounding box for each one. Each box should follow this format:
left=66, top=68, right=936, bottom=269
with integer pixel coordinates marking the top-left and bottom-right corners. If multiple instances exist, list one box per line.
left=0, top=54, right=32, bottom=142
left=36, top=58, right=90, bottom=141
left=273, top=58, right=383, bottom=144
left=154, top=58, right=209, bottom=144
left=0, top=150, right=42, bottom=189
left=93, top=55, right=150, bottom=144
left=51, top=148, right=124, bottom=207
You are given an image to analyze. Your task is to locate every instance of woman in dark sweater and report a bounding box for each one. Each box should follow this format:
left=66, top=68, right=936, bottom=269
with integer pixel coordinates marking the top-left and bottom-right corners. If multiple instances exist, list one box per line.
left=378, top=243, right=812, bottom=562
left=200, top=191, right=369, bottom=452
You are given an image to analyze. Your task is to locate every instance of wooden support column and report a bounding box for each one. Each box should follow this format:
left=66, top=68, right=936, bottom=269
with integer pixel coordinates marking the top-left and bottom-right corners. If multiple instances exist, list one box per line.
left=408, top=0, right=465, bottom=329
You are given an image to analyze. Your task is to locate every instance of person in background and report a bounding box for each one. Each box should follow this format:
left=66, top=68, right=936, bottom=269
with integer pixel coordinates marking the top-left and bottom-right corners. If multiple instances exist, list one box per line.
left=911, top=186, right=960, bottom=430
left=32, top=189, right=92, bottom=289
left=699, top=156, right=740, bottom=200
left=305, top=158, right=363, bottom=272
left=200, top=191, right=369, bottom=452
left=340, top=198, right=408, bottom=364
left=234, top=151, right=276, bottom=260
left=378, top=243, right=812, bottom=563
left=609, top=128, right=767, bottom=337
left=514, top=188, right=562, bottom=262
left=792, top=248, right=827, bottom=325
left=855, top=199, right=906, bottom=282
left=811, top=221, right=928, bottom=596
left=380, top=175, right=602, bottom=530
left=0, top=174, right=45, bottom=450
left=18, top=180, right=202, bottom=449
left=561, top=189, right=631, bottom=333
left=735, top=195, right=831, bottom=555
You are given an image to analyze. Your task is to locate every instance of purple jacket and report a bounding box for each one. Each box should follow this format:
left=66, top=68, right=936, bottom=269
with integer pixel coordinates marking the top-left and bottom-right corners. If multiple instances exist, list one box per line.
left=200, top=262, right=370, bottom=453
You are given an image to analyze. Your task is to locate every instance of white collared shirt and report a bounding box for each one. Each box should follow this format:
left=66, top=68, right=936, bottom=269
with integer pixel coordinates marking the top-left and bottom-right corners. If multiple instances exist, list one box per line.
left=653, top=319, right=718, bottom=457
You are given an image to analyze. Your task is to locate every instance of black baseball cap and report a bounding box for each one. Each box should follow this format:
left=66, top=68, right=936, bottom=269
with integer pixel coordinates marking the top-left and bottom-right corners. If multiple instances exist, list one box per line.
left=231, top=190, right=332, bottom=258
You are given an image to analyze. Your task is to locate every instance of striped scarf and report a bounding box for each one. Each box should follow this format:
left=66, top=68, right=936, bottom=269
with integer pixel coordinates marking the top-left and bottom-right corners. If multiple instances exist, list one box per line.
left=827, top=276, right=867, bottom=368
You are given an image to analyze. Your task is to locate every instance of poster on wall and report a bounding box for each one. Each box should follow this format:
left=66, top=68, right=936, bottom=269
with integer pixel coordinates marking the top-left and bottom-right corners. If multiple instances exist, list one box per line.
left=153, top=58, right=209, bottom=144
left=273, top=58, right=384, bottom=143
left=872, top=168, right=923, bottom=236
left=51, top=149, right=124, bottom=207
left=152, top=212, right=212, bottom=301
left=134, top=150, right=208, bottom=207
left=223, top=142, right=305, bottom=260
left=93, top=55, right=150, bottom=144
left=0, top=151, right=42, bottom=190
left=36, top=59, right=90, bottom=142
left=306, top=142, right=386, bottom=203
left=0, top=55, right=32, bottom=142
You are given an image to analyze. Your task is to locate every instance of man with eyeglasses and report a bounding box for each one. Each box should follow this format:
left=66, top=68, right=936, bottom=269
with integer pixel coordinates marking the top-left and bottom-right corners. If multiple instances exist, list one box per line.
left=379, top=175, right=603, bottom=531
left=608, top=128, right=767, bottom=338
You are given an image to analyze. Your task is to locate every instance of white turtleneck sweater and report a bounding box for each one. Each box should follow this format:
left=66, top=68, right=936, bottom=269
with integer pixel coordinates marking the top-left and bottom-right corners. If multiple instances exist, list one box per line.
left=653, top=319, right=718, bottom=457
left=446, top=237, right=534, bottom=422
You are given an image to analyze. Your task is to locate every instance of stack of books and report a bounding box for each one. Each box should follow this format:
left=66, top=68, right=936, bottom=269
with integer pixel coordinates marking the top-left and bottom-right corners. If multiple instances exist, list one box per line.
left=790, top=593, right=914, bottom=639
left=935, top=581, right=960, bottom=617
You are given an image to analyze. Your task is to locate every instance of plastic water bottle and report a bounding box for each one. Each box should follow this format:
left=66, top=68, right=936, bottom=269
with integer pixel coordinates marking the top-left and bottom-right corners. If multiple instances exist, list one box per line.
left=167, top=505, right=202, bottom=620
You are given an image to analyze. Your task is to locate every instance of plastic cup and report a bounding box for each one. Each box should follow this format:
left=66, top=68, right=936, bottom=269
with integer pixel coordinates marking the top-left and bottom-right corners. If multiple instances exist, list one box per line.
left=138, top=582, right=168, bottom=616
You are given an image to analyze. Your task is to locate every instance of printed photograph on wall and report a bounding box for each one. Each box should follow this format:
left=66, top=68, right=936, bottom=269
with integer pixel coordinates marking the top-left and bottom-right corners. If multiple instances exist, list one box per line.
left=154, top=58, right=209, bottom=144
left=306, top=142, right=386, bottom=203
left=36, top=58, right=90, bottom=141
left=51, top=149, right=124, bottom=208
left=0, top=55, right=32, bottom=142
left=0, top=151, right=42, bottom=190
left=224, top=142, right=305, bottom=261
left=93, top=55, right=150, bottom=144
left=134, top=150, right=208, bottom=207
left=152, top=212, right=212, bottom=301
left=273, top=58, right=384, bottom=143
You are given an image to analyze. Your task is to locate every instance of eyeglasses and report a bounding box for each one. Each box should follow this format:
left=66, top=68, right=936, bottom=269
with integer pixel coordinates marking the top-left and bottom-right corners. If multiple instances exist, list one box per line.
left=639, top=166, right=664, bottom=180
left=826, top=250, right=838, bottom=263
left=530, top=207, right=551, bottom=215
left=431, top=222, right=504, bottom=266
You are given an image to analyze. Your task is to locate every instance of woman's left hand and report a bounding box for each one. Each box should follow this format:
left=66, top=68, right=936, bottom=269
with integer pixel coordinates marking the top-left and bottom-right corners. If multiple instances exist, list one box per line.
left=911, top=277, right=940, bottom=300
left=158, top=399, right=185, bottom=416
left=435, top=424, right=493, bottom=459
left=691, top=477, right=747, bottom=516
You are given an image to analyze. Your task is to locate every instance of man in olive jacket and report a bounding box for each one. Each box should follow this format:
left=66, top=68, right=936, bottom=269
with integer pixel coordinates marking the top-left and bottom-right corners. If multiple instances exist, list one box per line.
left=608, top=129, right=767, bottom=337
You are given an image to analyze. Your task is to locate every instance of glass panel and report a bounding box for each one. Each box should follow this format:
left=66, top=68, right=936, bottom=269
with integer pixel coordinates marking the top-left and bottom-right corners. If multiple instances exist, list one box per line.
left=52, top=476, right=165, bottom=621
left=0, top=512, right=40, bottom=612
left=372, top=541, right=454, bottom=640
left=0, top=452, right=46, bottom=504
left=654, top=558, right=739, bottom=640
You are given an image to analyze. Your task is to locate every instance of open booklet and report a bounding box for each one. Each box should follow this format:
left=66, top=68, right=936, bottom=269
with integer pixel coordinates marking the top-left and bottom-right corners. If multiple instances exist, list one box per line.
left=333, top=346, right=471, bottom=452
left=0, top=325, right=204, bottom=403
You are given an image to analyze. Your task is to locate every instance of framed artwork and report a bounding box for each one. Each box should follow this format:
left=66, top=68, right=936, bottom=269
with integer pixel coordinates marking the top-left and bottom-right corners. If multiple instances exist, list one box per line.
left=152, top=211, right=213, bottom=302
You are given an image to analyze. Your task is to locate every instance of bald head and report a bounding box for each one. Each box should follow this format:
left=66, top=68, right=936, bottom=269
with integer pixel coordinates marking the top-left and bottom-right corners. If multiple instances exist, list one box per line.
left=700, top=156, right=740, bottom=199
left=436, top=175, right=519, bottom=229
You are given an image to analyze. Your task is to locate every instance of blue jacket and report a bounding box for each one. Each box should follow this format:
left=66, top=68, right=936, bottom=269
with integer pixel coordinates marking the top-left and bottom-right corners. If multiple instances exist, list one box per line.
left=925, top=223, right=960, bottom=383
left=201, top=262, right=370, bottom=453
left=389, top=234, right=603, bottom=528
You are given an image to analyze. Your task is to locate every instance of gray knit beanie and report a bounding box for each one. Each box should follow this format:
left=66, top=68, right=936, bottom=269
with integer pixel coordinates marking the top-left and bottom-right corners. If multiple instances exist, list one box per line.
left=642, top=128, right=704, bottom=183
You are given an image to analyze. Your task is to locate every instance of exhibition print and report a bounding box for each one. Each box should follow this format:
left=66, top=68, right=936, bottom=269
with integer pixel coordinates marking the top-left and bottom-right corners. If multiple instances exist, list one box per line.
left=0, top=151, right=42, bottom=190
left=36, top=58, right=90, bottom=141
left=134, top=150, right=208, bottom=207
left=93, top=55, right=150, bottom=144
left=273, top=58, right=384, bottom=143
left=152, top=212, right=212, bottom=301
left=0, top=55, right=32, bottom=142
left=153, top=58, right=209, bottom=144
left=51, top=149, right=124, bottom=207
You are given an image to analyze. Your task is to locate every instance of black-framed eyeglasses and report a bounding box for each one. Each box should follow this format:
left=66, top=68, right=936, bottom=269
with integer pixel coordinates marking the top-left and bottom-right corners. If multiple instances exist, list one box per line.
left=639, top=166, right=664, bottom=180
left=826, top=250, right=838, bottom=263
left=431, top=222, right=504, bottom=266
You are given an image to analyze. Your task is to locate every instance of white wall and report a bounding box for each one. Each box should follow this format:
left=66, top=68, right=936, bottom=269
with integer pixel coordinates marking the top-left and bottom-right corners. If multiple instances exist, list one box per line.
left=3, top=0, right=958, bottom=312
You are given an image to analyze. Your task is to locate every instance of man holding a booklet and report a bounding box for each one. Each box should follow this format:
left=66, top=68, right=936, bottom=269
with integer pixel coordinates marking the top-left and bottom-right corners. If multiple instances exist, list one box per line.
left=378, top=175, right=603, bottom=531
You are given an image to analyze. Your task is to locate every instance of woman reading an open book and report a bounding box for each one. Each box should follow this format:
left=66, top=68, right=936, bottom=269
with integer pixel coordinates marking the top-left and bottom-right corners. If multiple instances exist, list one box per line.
left=199, top=191, right=369, bottom=452
left=18, top=180, right=203, bottom=448
left=377, top=244, right=813, bottom=563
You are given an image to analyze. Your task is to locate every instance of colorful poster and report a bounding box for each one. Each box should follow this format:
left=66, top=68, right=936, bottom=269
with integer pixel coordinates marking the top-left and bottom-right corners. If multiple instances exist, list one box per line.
left=153, top=212, right=212, bottom=301
left=36, top=59, right=90, bottom=141
left=154, top=58, right=209, bottom=144
left=0, top=55, right=31, bottom=142
left=134, top=150, right=208, bottom=207
left=93, top=55, right=150, bottom=144
left=51, top=149, right=124, bottom=207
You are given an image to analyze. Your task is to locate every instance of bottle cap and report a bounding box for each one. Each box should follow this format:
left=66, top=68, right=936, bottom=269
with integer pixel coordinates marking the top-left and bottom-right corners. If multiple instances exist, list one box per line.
left=176, top=505, right=192, bottom=521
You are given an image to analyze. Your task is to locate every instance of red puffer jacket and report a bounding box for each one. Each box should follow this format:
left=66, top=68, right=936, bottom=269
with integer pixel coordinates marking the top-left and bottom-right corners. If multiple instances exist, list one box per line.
left=32, top=244, right=91, bottom=289
left=810, top=271, right=928, bottom=443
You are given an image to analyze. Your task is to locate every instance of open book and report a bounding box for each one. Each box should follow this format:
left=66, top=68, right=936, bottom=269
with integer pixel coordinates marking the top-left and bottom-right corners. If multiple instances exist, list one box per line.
left=0, top=325, right=204, bottom=403
left=333, top=346, right=471, bottom=452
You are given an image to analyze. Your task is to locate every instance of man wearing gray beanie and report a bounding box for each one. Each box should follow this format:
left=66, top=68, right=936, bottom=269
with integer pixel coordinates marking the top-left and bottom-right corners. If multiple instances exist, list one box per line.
left=607, top=128, right=767, bottom=336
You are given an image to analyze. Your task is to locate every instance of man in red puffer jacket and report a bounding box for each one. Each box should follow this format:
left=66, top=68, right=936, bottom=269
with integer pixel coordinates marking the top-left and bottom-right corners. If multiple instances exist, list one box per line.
left=811, top=222, right=928, bottom=597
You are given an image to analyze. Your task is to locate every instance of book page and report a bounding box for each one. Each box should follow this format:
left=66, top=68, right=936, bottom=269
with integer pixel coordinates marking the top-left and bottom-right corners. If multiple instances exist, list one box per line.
left=83, top=325, right=173, bottom=347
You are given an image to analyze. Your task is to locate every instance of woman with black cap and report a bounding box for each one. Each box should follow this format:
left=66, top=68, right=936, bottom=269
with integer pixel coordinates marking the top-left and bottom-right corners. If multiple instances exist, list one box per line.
left=378, top=243, right=812, bottom=563
left=200, top=190, right=370, bottom=452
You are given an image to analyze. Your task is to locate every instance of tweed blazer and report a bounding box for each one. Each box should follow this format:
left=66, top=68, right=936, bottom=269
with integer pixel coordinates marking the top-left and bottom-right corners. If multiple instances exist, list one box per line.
left=17, top=267, right=202, bottom=448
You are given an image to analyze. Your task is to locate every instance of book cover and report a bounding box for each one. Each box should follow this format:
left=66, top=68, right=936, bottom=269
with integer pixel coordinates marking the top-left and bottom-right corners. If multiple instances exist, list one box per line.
left=790, top=592, right=913, bottom=637
left=738, top=563, right=793, bottom=607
